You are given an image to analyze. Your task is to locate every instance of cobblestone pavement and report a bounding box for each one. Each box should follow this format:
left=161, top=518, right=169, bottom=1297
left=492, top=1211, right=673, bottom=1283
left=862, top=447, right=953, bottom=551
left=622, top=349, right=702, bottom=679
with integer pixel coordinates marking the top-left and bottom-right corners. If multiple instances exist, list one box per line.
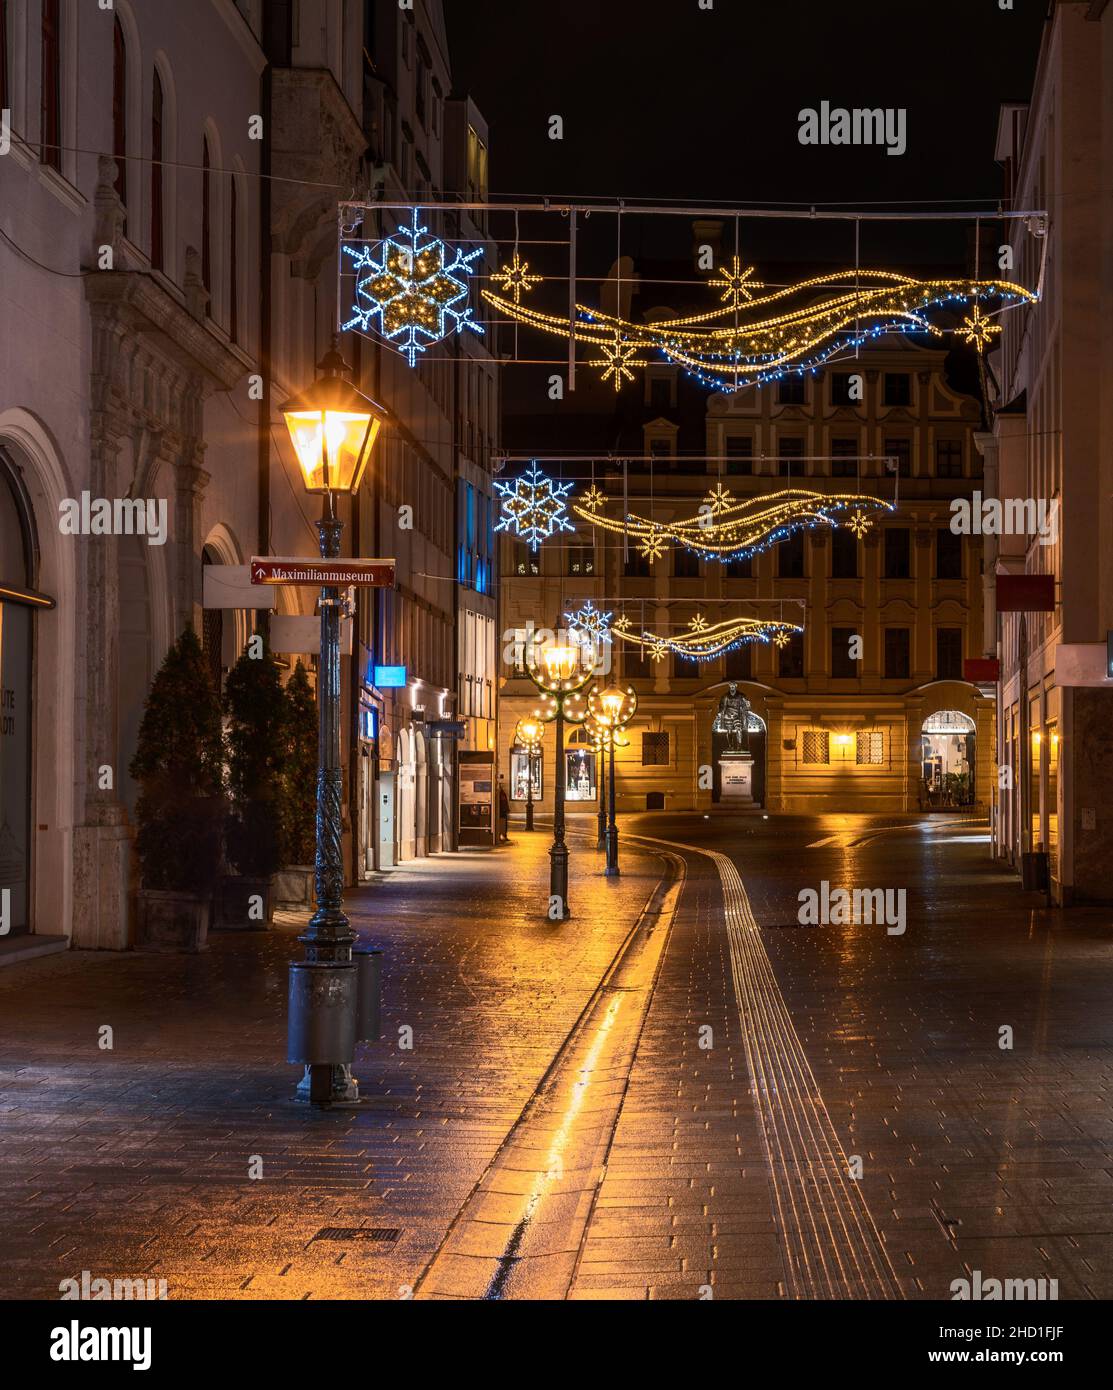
left=2, top=811, right=1112, bottom=1302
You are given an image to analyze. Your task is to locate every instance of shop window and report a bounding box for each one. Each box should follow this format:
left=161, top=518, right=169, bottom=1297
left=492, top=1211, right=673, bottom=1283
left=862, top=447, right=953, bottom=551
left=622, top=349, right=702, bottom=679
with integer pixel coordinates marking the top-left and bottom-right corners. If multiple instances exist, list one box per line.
left=564, top=748, right=596, bottom=801
left=509, top=748, right=542, bottom=802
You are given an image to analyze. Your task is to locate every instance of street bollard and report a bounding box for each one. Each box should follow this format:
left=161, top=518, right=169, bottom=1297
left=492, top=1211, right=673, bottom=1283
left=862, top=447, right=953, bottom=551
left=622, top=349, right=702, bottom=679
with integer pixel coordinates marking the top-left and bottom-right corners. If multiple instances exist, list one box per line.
left=353, top=947, right=382, bottom=1042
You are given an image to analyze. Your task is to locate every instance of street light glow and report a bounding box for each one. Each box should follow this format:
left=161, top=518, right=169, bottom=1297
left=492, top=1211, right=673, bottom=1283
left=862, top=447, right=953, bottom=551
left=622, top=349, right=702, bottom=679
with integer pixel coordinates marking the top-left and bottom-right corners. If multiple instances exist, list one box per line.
left=280, top=348, right=385, bottom=494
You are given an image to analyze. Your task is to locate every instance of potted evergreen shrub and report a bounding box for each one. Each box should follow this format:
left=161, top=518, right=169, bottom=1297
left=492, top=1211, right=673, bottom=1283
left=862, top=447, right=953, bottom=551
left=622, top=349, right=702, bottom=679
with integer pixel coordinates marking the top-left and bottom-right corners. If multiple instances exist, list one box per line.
left=129, top=626, right=224, bottom=952
left=273, top=659, right=318, bottom=911
left=217, top=640, right=287, bottom=928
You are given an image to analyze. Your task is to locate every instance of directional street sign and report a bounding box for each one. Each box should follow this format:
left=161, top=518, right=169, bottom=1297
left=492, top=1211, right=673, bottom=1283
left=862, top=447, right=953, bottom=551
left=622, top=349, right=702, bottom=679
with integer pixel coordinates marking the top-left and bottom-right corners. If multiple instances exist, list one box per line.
left=250, top=557, right=396, bottom=587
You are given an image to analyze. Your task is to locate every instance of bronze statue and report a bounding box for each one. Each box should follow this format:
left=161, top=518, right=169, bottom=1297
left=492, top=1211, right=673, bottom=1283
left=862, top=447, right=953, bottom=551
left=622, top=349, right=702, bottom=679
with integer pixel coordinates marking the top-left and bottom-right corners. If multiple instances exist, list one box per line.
left=713, top=682, right=752, bottom=754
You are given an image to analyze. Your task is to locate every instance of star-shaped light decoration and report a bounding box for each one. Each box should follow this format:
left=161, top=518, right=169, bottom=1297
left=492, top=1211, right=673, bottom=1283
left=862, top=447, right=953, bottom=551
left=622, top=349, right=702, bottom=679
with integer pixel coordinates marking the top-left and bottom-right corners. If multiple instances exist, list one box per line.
left=638, top=531, right=668, bottom=563
left=846, top=509, right=872, bottom=539
left=613, top=614, right=632, bottom=633
left=581, top=484, right=606, bottom=512
left=704, top=483, right=735, bottom=514
left=491, top=251, right=541, bottom=305
left=959, top=304, right=1002, bottom=354
left=494, top=463, right=575, bottom=551
left=564, top=599, right=613, bottom=646
left=689, top=614, right=708, bottom=633
left=772, top=627, right=792, bottom=649
left=592, top=330, right=648, bottom=392
left=708, top=255, right=764, bottom=308
left=649, top=638, right=669, bottom=664
left=342, top=208, right=483, bottom=366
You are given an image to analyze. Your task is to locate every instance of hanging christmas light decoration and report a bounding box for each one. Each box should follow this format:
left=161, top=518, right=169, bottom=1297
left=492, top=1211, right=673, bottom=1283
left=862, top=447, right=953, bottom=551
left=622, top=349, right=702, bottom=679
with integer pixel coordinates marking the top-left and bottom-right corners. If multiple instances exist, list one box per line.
left=571, top=485, right=892, bottom=564
left=342, top=208, right=483, bottom=367
left=612, top=615, right=803, bottom=663
left=959, top=304, right=1003, bottom=353
left=483, top=266, right=1036, bottom=393
left=491, top=250, right=541, bottom=304
left=494, top=463, right=576, bottom=551
left=564, top=600, right=613, bottom=645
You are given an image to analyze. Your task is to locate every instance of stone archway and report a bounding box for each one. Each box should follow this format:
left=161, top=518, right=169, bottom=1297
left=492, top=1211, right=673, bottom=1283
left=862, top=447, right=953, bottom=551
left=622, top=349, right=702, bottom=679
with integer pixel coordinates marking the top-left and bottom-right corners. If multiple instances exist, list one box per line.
left=920, top=709, right=977, bottom=810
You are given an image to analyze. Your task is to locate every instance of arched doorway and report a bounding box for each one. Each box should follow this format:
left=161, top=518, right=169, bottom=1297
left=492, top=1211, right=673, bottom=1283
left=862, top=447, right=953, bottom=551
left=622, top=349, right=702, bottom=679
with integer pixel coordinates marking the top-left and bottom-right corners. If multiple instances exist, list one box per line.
left=0, top=455, right=43, bottom=936
left=397, top=725, right=417, bottom=861
left=414, top=727, right=428, bottom=858
left=920, top=709, right=976, bottom=809
left=711, top=709, right=767, bottom=807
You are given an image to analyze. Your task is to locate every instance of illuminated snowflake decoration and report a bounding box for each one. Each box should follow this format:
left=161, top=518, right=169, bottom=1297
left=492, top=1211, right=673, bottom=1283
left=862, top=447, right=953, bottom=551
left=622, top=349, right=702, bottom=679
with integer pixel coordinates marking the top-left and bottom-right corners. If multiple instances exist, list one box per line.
left=704, top=483, right=735, bottom=514
left=592, top=330, right=648, bottom=392
left=564, top=599, right=613, bottom=645
left=491, top=251, right=541, bottom=304
left=342, top=208, right=483, bottom=367
left=959, top=304, right=1002, bottom=354
left=708, top=255, right=764, bottom=308
left=582, top=485, right=606, bottom=512
left=846, top=509, right=873, bottom=539
left=494, top=463, right=575, bottom=551
left=638, top=531, right=668, bottom=563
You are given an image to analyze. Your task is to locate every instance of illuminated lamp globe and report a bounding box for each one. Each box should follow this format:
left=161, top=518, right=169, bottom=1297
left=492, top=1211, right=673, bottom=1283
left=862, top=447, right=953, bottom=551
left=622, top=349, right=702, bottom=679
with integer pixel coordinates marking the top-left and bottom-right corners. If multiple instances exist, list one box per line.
left=281, top=347, right=386, bottom=494
left=540, top=642, right=580, bottom=685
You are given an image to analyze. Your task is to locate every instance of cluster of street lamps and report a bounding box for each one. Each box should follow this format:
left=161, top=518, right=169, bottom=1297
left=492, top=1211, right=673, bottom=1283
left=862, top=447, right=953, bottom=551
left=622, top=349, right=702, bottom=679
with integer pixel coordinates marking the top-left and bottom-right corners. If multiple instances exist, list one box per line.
left=517, top=632, right=638, bottom=913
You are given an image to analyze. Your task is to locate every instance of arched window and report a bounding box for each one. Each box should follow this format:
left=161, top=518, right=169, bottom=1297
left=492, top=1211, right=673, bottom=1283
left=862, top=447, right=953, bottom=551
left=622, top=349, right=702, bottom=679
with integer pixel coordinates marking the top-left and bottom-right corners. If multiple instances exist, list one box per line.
left=151, top=69, right=164, bottom=269
left=112, top=17, right=127, bottom=216
left=40, top=0, right=61, bottom=169
left=201, top=135, right=212, bottom=298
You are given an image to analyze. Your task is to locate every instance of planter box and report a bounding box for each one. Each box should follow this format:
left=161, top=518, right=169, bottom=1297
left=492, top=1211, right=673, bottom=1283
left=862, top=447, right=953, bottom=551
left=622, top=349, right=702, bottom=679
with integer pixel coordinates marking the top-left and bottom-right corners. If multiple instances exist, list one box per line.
left=214, top=875, right=274, bottom=931
left=272, top=865, right=315, bottom=912
left=136, top=889, right=211, bottom=953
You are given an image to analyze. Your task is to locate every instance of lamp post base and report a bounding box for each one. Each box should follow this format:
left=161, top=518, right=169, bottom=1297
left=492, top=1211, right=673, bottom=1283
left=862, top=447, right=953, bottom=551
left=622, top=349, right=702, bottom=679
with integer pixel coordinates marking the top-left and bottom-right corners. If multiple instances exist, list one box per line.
left=294, top=1063, right=361, bottom=1106
left=596, top=806, right=606, bottom=851
left=525, top=800, right=534, bottom=832
left=605, top=826, right=620, bottom=877
left=549, top=840, right=570, bottom=919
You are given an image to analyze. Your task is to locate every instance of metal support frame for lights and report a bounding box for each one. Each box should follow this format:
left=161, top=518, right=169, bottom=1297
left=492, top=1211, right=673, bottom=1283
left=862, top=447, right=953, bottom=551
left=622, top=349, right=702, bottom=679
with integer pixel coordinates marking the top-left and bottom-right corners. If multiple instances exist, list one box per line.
left=526, top=634, right=594, bottom=919
left=280, top=345, right=386, bottom=1106
left=588, top=683, right=638, bottom=877
left=513, top=715, right=544, bottom=833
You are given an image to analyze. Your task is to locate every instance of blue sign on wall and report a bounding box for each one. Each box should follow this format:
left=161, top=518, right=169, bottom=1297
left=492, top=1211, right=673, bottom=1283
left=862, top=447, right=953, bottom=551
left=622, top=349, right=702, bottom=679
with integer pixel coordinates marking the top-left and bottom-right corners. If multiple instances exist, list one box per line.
left=373, top=665, right=407, bottom=688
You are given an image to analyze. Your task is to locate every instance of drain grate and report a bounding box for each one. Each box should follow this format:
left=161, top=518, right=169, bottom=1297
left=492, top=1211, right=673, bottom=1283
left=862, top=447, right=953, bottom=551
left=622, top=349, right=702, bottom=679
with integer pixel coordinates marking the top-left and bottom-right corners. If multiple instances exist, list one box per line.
left=312, top=1227, right=401, bottom=1243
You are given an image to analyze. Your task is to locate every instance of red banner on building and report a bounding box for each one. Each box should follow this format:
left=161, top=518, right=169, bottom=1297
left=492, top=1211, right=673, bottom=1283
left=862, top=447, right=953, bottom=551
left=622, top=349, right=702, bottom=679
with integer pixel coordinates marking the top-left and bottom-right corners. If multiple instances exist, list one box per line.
left=250, top=557, right=396, bottom=587
left=996, top=574, right=1055, bottom=612
left=963, top=657, right=1000, bottom=683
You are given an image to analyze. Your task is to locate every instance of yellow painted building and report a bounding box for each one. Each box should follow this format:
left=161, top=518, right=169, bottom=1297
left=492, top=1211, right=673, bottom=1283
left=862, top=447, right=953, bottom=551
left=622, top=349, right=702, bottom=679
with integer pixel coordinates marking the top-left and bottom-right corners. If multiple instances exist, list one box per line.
left=498, top=339, right=993, bottom=815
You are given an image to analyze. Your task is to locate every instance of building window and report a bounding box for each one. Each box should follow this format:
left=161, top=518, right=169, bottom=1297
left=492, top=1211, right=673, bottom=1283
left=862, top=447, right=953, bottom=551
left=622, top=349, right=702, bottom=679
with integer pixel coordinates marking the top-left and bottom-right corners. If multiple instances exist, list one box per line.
left=831, top=527, right=858, bottom=579
left=935, top=439, right=963, bottom=478
left=625, top=644, right=651, bottom=679
left=883, top=527, right=910, bottom=579
left=725, top=436, right=753, bottom=476
left=624, top=551, right=650, bottom=578
left=201, top=136, right=212, bottom=298
left=566, top=543, right=594, bottom=576
left=884, top=627, right=910, bottom=679
left=648, top=437, right=674, bottom=463
left=510, top=748, right=542, bottom=802
left=725, top=554, right=752, bottom=579
left=779, top=632, right=805, bottom=678
left=724, top=643, right=751, bottom=680
left=856, top=730, right=885, bottom=765
left=778, top=436, right=805, bottom=477
left=936, top=527, right=963, bottom=579
left=884, top=436, right=911, bottom=478
left=642, top=731, right=670, bottom=766
left=777, top=530, right=805, bottom=579
left=883, top=372, right=911, bottom=407
left=41, top=0, right=61, bottom=169
left=648, top=375, right=672, bottom=412
left=673, top=549, right=699, bottom=579
left=831, top=627, right=859, bottom=679
left=830, top=372, right=859, bottom=407
left=831, top=438, right=859, bottom=477
left=936, top=627, right=963, bottom=680
left=513, top=542, right=539, bottom=577
left=229, top=174, right=239, bottom=342
left=777, top=376, right=806, bottom=406
left=151, top=70, right=164, bottom=270
left=112, top=17, right=127, bottom=215
left=564, top=748, right=596, bottom=801
left=802, top=730, right=829, bottom=764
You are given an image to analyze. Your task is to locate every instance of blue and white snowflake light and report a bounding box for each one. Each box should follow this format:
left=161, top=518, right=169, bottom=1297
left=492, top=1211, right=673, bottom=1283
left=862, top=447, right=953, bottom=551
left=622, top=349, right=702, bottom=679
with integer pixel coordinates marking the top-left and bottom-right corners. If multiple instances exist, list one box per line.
left=494, top=464, right=575, bottom=552
left=564, top=600, right=613, bottom=645
left=341, top=208, right=483, bottom=367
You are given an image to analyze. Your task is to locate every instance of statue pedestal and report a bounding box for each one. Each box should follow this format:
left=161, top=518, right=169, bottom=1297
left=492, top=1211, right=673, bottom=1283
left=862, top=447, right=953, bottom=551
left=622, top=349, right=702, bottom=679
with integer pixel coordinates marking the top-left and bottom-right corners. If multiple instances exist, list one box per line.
left=719, top=752, right=755, bottom=805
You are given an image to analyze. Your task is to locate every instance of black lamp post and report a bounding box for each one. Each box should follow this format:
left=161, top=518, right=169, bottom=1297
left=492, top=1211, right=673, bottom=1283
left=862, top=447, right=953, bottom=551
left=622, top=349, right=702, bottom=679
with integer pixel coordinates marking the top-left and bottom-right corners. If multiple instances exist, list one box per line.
left=280, top=347, right=385, bottom=1105
left=527, top=636, right=592, bottom=919
left=589, top=683, right=638, bottom=878
left=514, top=715, right=543, bottom=832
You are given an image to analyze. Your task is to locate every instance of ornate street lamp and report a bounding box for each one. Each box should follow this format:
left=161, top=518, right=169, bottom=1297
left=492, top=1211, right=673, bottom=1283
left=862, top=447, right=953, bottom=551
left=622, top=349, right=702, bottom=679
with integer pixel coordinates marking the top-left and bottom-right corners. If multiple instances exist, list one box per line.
left=281, top=346, right=386, bottom=1105
left=588, top=682, right=638, bottom=877
left=514, top=714, right=544, bottom=832
left=527, top=632, right=594, bottom=918
left=585, top=714, right=629, bottom=855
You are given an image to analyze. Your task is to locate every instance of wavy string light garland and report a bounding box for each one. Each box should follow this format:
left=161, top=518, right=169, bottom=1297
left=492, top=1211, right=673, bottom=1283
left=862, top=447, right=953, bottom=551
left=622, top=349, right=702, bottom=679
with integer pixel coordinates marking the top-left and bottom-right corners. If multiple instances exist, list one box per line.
left=611, top=612, right=803, bottom=664
left=482, top=264, right=1037, bottom=392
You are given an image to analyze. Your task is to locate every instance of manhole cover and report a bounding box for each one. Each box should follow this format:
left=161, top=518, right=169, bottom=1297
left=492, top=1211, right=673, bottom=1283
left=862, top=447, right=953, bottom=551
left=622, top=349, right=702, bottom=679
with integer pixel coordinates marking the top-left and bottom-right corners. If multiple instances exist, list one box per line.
left=312, top=1227, right=400, bottom=1243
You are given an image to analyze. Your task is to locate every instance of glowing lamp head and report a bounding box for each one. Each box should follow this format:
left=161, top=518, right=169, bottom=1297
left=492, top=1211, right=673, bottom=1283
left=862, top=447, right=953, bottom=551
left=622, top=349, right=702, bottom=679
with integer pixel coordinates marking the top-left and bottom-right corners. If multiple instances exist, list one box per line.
left=281, top=347, right=385, bottom=494
left=600, top=686, right=626, bottom=722
left=541, top=642, right=579, bottom=684
left=518, top=717, right=543, bottom=746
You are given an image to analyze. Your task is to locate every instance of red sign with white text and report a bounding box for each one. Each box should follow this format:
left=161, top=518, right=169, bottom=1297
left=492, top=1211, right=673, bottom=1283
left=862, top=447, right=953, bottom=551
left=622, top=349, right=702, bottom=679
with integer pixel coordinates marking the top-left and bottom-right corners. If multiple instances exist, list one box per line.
left=250, top=557, right=396, bottom=587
